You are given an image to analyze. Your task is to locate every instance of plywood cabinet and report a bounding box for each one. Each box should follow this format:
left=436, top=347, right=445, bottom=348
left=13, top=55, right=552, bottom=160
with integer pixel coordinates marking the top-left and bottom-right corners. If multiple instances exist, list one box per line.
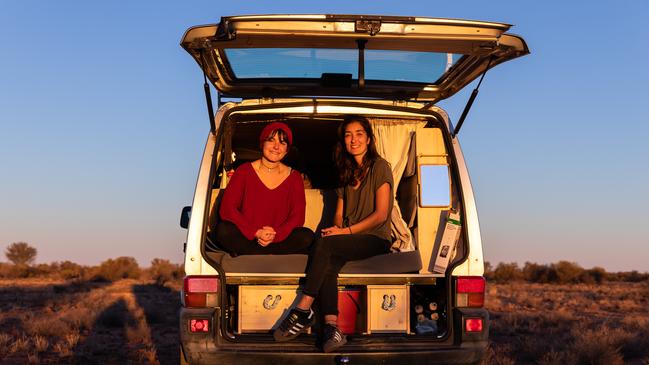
left=366, top=285, right=409, bottom=333
left=237, top=285, right=300, bottom=333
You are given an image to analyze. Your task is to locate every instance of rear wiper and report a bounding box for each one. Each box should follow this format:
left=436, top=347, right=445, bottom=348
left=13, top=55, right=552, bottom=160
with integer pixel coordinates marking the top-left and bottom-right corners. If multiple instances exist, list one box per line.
left=452, top=56, right=494, bottom=138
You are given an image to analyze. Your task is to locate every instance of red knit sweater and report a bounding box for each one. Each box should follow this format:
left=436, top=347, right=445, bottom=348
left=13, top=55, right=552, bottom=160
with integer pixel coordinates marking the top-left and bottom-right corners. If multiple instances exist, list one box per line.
left=219, top=162, right=306, bottom=243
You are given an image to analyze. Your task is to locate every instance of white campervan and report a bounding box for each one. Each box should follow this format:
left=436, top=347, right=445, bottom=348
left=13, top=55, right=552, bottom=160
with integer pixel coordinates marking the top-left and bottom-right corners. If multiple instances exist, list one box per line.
left=178, top=14, right=528, bottom=365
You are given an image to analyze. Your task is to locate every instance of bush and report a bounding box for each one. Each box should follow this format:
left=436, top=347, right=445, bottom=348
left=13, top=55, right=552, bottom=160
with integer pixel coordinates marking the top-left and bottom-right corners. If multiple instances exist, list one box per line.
left=5, top=242, right=37, bottom=265
left=523, top=262, right=548, bottom=283
left=147, top=258, right=183, bottom=286
left=581, top=267, right=607, bottom=284
left=57, top=261, right=87, bottom=280
left=612, top=270, right=649, bottom=282
left=484, top=261, right=494, bottom=280
left=0, top=263, right=32, bottom=278
left=492, top=262, right=523, bottom=282
left=551, top=261, right=584, bottom=284
left=94, top=257, right=141, bottom=281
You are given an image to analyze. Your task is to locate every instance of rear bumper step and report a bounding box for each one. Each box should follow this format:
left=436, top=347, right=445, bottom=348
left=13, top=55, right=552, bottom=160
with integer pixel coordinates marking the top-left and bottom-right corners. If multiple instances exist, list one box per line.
left=182, top=345, right=487, bottom=365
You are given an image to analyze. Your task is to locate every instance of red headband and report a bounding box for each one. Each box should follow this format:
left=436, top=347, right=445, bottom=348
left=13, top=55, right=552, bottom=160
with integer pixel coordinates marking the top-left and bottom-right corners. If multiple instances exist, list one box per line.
left=259, top=122, right=293, bottom=147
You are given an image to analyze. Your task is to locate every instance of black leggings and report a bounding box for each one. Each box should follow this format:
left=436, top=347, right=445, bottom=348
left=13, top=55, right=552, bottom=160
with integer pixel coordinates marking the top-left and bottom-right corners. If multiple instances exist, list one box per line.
left=303, top=234, right=391, bottom=315
left=213, top=221, right=313, bottom=256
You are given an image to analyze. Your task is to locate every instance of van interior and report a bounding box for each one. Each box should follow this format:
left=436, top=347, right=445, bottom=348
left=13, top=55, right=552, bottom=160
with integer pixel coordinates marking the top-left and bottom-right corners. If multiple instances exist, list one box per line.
left=202, top=112, right=465, bottom=338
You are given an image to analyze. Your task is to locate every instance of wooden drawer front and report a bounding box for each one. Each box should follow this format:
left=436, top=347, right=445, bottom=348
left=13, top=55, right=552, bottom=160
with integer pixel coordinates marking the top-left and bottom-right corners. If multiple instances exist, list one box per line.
left=367, top=285, right=409, bottom=333
left=238, top=285, right=299, bottom=333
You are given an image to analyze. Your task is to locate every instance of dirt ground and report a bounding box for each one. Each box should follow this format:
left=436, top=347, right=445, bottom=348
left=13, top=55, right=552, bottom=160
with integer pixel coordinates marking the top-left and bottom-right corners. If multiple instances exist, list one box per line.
left=1, top=279, right=647, bottom=364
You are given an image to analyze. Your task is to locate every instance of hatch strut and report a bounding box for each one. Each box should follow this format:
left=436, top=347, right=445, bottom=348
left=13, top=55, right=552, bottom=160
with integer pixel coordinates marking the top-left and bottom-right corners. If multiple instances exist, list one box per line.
left=357, top=39, right=367, bottom=90
left=200, top=50, right=217, bottom=133
left=452, top=56, right=494, bottom=138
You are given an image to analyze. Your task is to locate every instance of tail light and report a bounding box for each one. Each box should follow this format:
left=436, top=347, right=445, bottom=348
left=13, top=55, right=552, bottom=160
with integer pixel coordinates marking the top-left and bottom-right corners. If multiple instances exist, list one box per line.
left=183, top=276, right=219, bottom=307
left=189, top=319, right=210, bottom=333
left=456, top=276, right=485, bottom=307
left=465, top=318, right=483, bottom=332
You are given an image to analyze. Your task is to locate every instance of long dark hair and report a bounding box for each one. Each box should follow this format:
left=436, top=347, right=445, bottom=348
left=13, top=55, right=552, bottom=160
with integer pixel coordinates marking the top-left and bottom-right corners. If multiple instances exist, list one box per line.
left=335, top=116, right=379, bottom=186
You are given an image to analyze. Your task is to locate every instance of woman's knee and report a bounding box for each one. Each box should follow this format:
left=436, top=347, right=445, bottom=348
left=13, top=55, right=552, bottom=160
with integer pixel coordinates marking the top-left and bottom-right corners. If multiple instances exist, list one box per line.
left=293, top=227, right=314, bottom=247
left=311, top=236, right=333, bottom=256
left=215, top=221, right=235, bottom=241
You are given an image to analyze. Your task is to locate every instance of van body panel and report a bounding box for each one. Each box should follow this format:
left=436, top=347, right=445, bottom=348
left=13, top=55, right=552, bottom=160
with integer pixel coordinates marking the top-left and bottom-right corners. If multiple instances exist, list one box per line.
left=184, top=134, right=215, bottom=275
left=450, top=138, right=484, bottom=277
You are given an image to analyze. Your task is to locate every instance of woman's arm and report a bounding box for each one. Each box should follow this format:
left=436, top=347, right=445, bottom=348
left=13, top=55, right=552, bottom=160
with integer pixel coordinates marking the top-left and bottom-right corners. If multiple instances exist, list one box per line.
left=333, top=197, right=344, bottom=228
left=219, top=167, right=257, bottom=240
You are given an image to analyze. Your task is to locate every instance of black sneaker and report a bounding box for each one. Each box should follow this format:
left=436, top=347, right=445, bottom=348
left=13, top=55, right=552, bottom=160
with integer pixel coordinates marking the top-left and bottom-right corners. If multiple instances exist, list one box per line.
left=273, top=308, right=315, bottom=342
left=322, top=324, right=347, bottom=353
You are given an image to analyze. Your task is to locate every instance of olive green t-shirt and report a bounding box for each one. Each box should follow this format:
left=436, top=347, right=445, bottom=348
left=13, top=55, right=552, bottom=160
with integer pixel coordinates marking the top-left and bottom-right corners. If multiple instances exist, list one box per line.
left=336, top=158, right=393, bottom=241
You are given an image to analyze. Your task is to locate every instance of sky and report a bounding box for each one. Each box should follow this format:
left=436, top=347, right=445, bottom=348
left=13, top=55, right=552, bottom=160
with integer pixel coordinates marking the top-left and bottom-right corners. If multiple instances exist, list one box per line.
left=1, top=1, right=648, bottom=272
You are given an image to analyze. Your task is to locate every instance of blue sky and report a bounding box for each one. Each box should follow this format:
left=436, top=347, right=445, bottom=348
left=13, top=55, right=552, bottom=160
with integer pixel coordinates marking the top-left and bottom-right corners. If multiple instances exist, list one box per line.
left=1, top=1, right=647, bottom=271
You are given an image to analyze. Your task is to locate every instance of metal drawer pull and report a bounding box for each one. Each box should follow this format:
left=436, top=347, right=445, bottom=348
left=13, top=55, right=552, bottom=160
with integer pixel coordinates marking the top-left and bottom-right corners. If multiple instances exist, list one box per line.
left=381, top=294, right=397, bottom=311
left=263, top=294, right=282, bottom=310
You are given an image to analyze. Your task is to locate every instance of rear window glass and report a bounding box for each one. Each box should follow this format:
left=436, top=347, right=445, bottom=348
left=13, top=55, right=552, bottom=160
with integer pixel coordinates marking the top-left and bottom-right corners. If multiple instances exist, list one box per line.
left=223, top=48, right=462, bottom=83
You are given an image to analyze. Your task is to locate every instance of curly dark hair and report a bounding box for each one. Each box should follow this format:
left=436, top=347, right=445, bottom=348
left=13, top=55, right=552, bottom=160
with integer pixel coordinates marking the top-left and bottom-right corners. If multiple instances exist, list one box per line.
left=335, top=116, right=379, bottom=186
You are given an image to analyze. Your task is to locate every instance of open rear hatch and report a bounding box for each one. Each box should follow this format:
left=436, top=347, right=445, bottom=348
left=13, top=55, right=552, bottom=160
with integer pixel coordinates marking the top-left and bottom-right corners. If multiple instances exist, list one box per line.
left=181, top=14, right=528, bottom=102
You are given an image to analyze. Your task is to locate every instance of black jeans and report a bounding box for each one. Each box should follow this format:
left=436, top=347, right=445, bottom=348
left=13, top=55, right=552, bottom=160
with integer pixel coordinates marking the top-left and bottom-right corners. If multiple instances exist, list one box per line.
left=303, top=234, right=391, bottom=315
left=214, top=221, right=313, bottom=255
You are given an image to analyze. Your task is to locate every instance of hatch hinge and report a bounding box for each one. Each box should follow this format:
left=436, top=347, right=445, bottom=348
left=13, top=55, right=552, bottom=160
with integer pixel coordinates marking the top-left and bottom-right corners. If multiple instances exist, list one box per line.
left=452, top=56, right=494, bottom=138
left=259, top=97, right=274, bottom=105
left=215, top=19, right=236, bottom=41
left=355, top=20, right=381, bottom=36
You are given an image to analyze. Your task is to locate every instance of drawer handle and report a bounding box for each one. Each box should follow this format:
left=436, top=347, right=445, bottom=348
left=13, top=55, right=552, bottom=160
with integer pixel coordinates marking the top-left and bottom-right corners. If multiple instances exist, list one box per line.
left=381, top=294, right=397, bottom=311
left=263, top=294, right=282, bottom=310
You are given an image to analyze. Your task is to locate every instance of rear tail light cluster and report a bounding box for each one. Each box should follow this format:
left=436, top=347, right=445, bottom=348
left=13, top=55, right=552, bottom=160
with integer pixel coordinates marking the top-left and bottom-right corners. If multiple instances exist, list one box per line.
left=189, top=319, right=210, bottom=333
left=464, top=318, right=483, bottom=332
left=456, top=276, right=485, bottom=307
left=183, top=276, right=219, bottom=307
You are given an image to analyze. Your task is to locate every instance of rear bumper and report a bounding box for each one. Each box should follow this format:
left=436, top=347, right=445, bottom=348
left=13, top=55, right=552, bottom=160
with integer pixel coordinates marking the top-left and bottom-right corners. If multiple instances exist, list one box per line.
left=182, top=345, right=487, bottom=365
left=180, top=307, right=488, bottom=365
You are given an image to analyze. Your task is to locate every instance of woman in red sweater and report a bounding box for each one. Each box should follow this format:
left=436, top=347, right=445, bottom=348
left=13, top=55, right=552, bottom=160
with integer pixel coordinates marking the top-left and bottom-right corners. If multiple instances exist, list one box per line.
left=214, top=122, right=313, bottom=255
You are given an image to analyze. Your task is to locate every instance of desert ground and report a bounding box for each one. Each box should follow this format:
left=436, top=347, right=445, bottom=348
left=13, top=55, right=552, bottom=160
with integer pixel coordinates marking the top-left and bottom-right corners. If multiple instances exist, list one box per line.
left=1, top=279, right=648, bottom=364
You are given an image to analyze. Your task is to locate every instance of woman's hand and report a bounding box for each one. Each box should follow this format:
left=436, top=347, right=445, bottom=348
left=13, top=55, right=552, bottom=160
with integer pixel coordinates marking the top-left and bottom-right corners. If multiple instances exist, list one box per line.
left=321, top=226, right=351, bottom=237
left=255, top=226, right=276, bottom=246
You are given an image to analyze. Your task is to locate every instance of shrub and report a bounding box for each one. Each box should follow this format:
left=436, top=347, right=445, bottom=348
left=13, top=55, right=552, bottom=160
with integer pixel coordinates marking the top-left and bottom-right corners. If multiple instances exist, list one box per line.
left=572, top=327, right=624, bottom=365
left=581, top=266, right=607, bottom=284
left=551, top=261, right=584, bottom=284
left=57, top=261, right=86, bottom=280
left=492, top=262, right=523, bottom=282
left=616, top=270, right=649, bottom=282
left=484, top=261, right=494, bottom=280
left=148, top=258, right=183, bottom=286
left=522, top=262, right=554, bottom=283
left=94, top=257, right=141, bottom=281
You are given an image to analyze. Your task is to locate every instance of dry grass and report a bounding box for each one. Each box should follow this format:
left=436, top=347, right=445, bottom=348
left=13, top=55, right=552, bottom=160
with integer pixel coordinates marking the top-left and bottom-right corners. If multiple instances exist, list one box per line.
left=1, top=277, right=646, bottom=364
left=0, top=278, right=180, bottom=364
left=485, top=281, right=649, bottom=364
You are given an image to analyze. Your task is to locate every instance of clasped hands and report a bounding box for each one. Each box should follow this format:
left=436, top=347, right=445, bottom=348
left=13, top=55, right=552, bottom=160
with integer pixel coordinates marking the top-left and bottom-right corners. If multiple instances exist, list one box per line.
left=255, top=226, right=276, bottom=246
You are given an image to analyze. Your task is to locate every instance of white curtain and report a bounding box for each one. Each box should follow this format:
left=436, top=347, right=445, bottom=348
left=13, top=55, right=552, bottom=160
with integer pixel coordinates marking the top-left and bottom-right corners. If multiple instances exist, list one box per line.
left=371, top=119, right=426, bottom=252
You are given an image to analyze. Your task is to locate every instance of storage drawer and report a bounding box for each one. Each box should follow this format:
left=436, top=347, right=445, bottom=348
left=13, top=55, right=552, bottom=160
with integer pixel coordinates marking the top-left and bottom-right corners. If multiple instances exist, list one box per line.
left=237, top=285, right=299, bottom=333
left=366, top=285, right=409, bottom=333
